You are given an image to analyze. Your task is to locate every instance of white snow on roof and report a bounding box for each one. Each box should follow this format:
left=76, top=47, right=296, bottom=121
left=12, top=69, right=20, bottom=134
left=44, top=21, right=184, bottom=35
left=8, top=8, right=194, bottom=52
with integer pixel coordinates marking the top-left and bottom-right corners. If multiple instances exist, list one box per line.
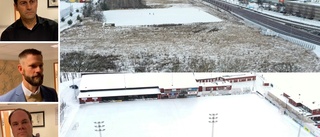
left=79, top=73, right=198, bottom=91
left=103, top=7, right=223, bottom=26
left=221, top=73, right=256, bottom=79
left=193, top=73, right=255, bottom=80
left=79, top=74, right=127, bottom=90
left=155, top=73, right=198, bottom=89
left=193, top=73, right=224, bottom=80
left=77, top=88, right=160, bottom=98
left=304, top=101, right=320, bottom=110
left=264, top=73, right=320, bottom=110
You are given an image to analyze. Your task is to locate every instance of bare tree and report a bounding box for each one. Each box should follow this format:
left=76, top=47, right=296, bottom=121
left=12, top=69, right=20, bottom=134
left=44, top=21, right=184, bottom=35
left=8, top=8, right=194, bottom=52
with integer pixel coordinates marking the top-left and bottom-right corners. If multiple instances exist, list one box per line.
left=92, top=11, right=104, bottom=22
left=60, top=51, right=120, bottom=72
left=83, top=2, right=94, bottom=17
left=103, top=0, right=148, bottom=10
left=272, top=62, right=301, bottom=72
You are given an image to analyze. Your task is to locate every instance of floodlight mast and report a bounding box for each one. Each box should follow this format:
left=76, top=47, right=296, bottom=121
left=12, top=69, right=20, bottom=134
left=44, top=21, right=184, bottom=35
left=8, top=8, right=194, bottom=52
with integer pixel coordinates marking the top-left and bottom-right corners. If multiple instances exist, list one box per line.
left=209, top=113, right=218, bottom=137
left=94, top=121, right=105, bottom=137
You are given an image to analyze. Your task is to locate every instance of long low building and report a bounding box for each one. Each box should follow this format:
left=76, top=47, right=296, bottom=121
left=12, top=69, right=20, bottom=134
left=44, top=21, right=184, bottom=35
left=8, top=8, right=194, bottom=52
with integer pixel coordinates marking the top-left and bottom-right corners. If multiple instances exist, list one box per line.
left=285, top=1, right=320, bottom=20
left=264, top=73, right=320, bottom=130
left=78, top=73, right=199, bottom=103
left=194, top=73, right=256, bottom=83
left=77, top=73, right=258, bottom=104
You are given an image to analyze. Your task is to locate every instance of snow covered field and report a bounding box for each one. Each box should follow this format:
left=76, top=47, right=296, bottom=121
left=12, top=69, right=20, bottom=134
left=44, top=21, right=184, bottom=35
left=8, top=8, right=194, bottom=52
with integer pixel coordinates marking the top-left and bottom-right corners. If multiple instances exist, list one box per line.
left=103, top=7, right=222, bottom=26
left=60, top=0, right=320, bottom=72
left=63, top=94, right=313, bottom=137
left=59, top=72, right=320, bottom=137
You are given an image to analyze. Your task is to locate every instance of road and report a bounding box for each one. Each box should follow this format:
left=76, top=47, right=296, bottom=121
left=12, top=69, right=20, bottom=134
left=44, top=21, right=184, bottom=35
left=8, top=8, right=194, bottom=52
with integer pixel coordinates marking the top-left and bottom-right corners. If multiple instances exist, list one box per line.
left=204, top=0, right=320, bottom=46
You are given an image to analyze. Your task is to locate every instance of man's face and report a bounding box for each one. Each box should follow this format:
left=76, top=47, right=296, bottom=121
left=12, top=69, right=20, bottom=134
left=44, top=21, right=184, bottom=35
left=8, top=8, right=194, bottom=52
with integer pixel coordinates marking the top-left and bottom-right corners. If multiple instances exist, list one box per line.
left=19, top=54, right=44, bottom=86
left=14, top=0, right=38, bottom=21
left=10, top=110, right=33, bottom=137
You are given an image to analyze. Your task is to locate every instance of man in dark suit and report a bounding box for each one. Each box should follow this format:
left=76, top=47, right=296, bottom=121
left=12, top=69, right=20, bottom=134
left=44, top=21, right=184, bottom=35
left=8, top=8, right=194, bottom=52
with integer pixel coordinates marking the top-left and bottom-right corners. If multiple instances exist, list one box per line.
left=9, top=108, right=40, bottom=137
left=0, top=48, right=58, bottom=102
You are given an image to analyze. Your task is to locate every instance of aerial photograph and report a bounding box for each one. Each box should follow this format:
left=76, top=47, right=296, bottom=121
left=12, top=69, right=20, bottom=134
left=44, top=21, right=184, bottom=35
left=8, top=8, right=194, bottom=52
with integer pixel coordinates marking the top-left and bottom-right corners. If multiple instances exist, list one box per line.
left=59, top=0, right=320, bottom=137
left=60, top=0, right=320, bottom=72
left=59, top=72, right=320, bottom=137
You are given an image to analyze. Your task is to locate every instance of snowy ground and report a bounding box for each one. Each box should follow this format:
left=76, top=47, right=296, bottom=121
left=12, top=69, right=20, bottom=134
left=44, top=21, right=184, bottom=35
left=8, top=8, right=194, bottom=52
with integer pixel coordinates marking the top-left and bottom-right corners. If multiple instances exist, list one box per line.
left=62, top=94, right=313, bottom=137
left=103, top=7, right=222, bottom=26
left=59, top=78, right=81, bottom=137
left=60, top=1, right=85, bottom=31
left=60, top=0, right=320, bottom=72
left=59, top=72, right=319, bottom=137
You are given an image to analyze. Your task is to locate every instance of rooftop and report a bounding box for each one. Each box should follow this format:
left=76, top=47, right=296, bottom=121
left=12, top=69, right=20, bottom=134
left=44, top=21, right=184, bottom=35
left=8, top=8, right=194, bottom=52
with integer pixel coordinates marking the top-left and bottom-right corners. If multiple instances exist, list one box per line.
left=79, top=73, right=199, bottom=91
left=264, top=73, right=320, bottom=110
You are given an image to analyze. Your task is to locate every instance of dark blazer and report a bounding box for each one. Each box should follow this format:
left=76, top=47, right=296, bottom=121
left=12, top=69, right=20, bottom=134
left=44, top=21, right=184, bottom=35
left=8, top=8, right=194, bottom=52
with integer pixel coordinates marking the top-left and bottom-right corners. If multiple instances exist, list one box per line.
left=0, top=84, right=58, bottom=102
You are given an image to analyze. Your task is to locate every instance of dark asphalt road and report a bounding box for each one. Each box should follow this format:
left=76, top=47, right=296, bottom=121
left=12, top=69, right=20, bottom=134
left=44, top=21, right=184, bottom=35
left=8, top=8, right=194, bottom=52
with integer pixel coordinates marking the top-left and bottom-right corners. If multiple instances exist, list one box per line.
left=204, top=0, right=320, bottom=46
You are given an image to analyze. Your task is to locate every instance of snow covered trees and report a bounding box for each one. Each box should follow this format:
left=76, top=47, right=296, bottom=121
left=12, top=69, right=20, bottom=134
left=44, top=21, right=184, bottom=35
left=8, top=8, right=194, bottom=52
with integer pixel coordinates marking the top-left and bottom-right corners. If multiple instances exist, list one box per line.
left=82, top=1, right=104, bottom=21
left=100, top=0, right=147, bottom=10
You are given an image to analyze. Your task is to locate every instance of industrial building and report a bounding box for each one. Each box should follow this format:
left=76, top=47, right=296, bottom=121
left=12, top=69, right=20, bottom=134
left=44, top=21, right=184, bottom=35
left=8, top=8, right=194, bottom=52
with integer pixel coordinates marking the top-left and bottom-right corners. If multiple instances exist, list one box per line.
left=77, top=73, right=257, bottom=104
left=285, top=1, right=320, bottom=20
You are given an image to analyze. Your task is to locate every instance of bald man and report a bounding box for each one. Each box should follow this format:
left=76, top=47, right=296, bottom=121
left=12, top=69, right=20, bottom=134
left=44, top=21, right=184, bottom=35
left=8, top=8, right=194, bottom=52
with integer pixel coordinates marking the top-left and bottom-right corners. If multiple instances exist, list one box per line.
left=9, top=108, right=40, bottom=137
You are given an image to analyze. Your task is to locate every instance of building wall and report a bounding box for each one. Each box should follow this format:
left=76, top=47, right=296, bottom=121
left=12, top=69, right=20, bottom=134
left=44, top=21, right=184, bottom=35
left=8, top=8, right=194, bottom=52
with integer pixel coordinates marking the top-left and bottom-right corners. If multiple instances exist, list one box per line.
left=289, top=99, right=298, bottom=106
left=267, top=92, right=314, bottom=123
left=312, top=109, right=320, bottom=115
left=225, top=76, right=256, bottom=83
left=286, top=2, right=320, bottom=20
left=196, top=77, right=220, bottom=83
left=0, top=60, right=21, bottom=95
left=37, top=0, right=59, bottom=22
left=0, top=1, right=58, bottom=27
left=0, top=0, right=15, bottom=26
left=43, top=60, right=58, bottom=92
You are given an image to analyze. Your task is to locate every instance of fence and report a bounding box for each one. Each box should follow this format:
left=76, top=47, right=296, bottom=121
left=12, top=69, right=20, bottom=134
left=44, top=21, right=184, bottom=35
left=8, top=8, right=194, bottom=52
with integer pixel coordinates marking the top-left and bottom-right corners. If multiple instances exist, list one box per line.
left=60, top=4, right=74, bottom=19
left=232, top=11, right=317, bottom=51
left=260, top=28, right=317, bottom=50
left=60, top=72, right=81, bottom=83
left=265, top=92, right=320, bottom=137
left=250, top=18, right=316, bottom=50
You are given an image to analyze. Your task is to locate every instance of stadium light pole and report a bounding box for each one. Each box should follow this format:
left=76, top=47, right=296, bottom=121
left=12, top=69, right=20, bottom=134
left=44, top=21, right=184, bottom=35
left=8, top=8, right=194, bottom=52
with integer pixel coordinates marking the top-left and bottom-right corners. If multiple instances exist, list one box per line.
left=209, top=113, right=218, bottom=137
left=297, top=115, right=302, bottom=137
left=297, top=95, right=302, bottom=137
left=298, top=119, right=301, bottom=137
left=94, top=121, right=105, bottom=137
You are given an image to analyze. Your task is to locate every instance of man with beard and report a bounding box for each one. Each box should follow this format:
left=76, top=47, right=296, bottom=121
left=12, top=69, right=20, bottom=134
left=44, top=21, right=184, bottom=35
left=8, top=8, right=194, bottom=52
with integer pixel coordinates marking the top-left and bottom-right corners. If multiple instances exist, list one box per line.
left=0, top=0, right=58, bottom=41
left=0, top=49, right=58, bottom=102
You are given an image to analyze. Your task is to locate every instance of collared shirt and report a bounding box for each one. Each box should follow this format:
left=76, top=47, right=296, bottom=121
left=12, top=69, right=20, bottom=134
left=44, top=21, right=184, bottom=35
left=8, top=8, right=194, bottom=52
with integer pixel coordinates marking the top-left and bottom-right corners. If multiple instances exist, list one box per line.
left=0, top=15, right=58, bottom=41
left=21, top=82, right=42, bottom=102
